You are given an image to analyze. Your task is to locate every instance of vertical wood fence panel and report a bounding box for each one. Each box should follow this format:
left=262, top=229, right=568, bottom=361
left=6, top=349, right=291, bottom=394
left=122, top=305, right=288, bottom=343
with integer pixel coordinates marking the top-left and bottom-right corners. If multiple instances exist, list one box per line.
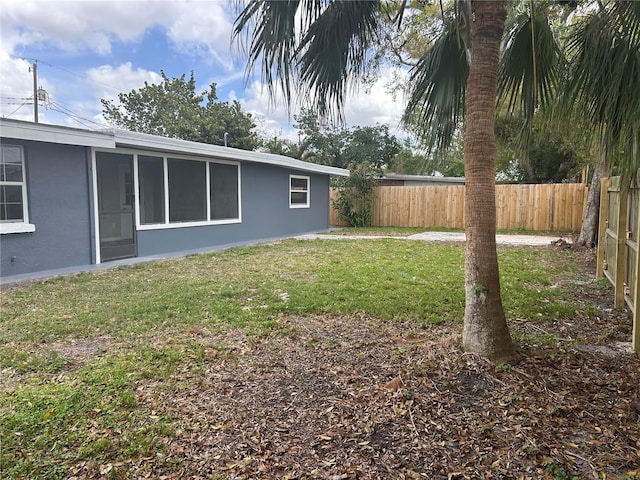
left=596, top=177, right=640, bottom=352
left=330, top=183, right=587, bottom=232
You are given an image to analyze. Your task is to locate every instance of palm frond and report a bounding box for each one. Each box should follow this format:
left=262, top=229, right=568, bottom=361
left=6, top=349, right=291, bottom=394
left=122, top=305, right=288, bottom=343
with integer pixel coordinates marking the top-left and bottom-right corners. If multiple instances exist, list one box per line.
left=233, top=0, right=382, bottom=122
left=562, top=0, right=640, bottom=185
left=403, top=17, right=469, bottom=153
left=234, top=0, right=302, bottom=106
left=497, top=8, right=562, bottom=149
left=297, top=1, right=382, bottom=120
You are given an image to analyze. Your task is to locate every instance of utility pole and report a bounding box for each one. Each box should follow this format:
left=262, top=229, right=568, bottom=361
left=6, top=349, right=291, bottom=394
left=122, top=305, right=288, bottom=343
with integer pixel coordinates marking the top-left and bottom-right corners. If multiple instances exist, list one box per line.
left=32, top=62, right=38, bottom=123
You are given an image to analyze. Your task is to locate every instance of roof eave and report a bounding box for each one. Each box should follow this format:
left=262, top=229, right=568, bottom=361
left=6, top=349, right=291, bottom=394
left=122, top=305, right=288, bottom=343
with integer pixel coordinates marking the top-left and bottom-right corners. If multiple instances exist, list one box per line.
left=111, top=129, right=349, bottom=177
left=0, top=118, right=114, bottom=148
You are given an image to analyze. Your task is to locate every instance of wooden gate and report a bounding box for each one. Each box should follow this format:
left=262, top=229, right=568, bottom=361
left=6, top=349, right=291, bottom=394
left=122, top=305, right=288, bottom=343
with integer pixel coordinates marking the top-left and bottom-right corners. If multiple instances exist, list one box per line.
left=596, top=177, right=640, bottom=352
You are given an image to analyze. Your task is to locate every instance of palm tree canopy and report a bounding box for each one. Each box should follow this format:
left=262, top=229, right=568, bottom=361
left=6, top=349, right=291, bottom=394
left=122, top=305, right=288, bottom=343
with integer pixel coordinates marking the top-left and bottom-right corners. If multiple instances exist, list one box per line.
left=233, top=0, right=382, bottom=120
left=234, top=0, right=638, bottom=177
left=562, top=0, right=640, bottom=182
left=498, top=7, right=563, bottom=135
left=404, top=16, right=469, bottom=153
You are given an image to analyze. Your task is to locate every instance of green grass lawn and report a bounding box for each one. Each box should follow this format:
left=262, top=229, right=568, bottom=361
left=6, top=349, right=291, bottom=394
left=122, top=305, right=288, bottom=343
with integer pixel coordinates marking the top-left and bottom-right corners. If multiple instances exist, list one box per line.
left=1, top=239, right=580, bottom=346
left=0, top=239, right=610, bottom=478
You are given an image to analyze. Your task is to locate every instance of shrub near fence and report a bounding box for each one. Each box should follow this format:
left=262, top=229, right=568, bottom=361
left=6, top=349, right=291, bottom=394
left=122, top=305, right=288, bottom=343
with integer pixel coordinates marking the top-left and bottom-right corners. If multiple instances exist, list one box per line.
left=330, top=183, right=588, bottom=232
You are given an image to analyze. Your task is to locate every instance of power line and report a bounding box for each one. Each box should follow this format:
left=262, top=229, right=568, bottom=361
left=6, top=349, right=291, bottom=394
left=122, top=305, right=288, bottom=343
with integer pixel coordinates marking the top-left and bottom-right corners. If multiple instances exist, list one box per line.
left=48, top=105, right=102, bottom=130
left=4, top=99, right=32, bottom=118
left=0, top=95, right=33, bottom=100
left=48, top=100, right=110, bottom=129
left=48, top=98, right=111, bottom=128
left=21, top=57, right=132, bottom=95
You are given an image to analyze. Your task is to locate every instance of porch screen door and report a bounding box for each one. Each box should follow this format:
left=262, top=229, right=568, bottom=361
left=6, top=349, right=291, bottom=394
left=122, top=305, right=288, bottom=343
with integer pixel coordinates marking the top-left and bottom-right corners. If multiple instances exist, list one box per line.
left=96, top=152, right=136, bottom=262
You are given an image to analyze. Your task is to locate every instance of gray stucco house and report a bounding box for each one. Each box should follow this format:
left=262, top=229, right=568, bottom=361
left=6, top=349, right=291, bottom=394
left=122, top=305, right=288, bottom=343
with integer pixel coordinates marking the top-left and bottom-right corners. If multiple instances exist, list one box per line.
left=0, top=118, right=347, bottom=281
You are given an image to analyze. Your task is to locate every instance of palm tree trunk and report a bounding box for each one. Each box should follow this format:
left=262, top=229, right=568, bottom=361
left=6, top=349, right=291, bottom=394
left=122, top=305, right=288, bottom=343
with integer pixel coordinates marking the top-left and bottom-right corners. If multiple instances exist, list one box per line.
left=577, top=151, right=608, bottom=248
left=462, top=0, right=516, bottom=363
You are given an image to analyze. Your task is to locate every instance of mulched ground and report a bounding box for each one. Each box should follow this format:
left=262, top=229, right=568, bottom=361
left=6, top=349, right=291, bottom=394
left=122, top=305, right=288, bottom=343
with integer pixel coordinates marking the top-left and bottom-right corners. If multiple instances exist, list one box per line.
left=65, top=247, right=640, bottom=479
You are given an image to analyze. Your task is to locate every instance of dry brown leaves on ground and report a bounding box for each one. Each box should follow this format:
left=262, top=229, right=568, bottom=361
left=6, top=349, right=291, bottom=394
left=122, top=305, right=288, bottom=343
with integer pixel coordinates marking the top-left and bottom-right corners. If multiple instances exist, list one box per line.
left=69, top=310, right=638, bottom=480
left=58, top=246, right=640, bottom=479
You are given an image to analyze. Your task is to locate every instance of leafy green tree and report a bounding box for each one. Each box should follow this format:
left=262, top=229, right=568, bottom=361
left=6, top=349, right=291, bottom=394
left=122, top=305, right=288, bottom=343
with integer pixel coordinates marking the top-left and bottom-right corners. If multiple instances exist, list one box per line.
left=294, top=109, right=345, bottom=166
left=102, top=71, right=259, bottom=151
left=389, top=139, right=428, bottom=175
left=332, top=164, right=378, bottom=227
left=260, top=136, right=303, bottom=158
left=343, top=125, right=400, bottom=171
left=494, top=115, right=582, bottom=183
left=293, top=109, right=400, bottom=170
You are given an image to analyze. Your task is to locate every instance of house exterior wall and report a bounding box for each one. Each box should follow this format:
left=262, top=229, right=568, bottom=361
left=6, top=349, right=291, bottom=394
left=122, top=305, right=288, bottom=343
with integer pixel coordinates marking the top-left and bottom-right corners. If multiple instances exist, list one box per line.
left=0, top=138, right=332, bottom=279
left=0, top=140, right=93, bottom=276
left=137, top=163, right=330, bottom=256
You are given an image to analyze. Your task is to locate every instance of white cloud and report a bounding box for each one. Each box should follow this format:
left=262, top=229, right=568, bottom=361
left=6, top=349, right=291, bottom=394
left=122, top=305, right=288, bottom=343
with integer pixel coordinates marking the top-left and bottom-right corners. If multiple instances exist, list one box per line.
left=85, top=62, right=162, bottom=101
left=1, top=1, right=155, bottom=55
left=1, top=0, right=236, bottom=66
left=0, top=1, right=410, bottom=139
left=0, top=53, right=57, bottom=121
left=84, top=63, right=163, bottom=127
left=342, top=70, right=408, bottom=132
left=236, top=67, right=409, bottom=139
left=164, top=1, right=235, bottom=70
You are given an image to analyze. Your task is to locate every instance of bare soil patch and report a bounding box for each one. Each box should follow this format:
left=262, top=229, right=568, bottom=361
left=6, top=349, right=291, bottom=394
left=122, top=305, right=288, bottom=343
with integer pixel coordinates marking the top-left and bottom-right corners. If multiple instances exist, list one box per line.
left=11, top=243, right=638, bottom=479
left=49, top=336, right=112, bottom=363
left=98, top=310, right=640, bottom=480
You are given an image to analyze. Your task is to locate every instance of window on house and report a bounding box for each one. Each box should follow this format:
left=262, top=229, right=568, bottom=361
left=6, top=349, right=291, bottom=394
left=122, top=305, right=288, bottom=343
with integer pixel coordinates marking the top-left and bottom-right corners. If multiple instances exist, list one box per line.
left=168, top=158, right=206, bottom=222
left=210, top=162, right=239, bottom=220
left=290, top=175, right=310, bottom=208
left=138, top=155, right=165, bottom=224
left=135, top=154, right=241, bottom=228
left=0, top=145, right=28, bottom=223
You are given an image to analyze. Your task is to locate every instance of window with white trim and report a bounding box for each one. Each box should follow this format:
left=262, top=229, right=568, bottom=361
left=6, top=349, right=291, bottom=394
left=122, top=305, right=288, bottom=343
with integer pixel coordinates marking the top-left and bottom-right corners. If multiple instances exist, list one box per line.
left=136, top=154, right=241, bottom=227
left=210, top=162, right=239, bottom=220
left=290, top=175, right=310, bottom=208
left=0, top=145, right=30, bottom=224
left=138, top=155, right=165, bottom=224
left=168, top=158, right=207, bottom=222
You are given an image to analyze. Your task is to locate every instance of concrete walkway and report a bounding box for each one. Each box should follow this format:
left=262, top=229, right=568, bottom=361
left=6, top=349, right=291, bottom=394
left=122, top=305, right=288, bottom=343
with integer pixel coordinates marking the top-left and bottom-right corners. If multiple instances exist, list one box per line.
left=296, top=231, right=571, bottom=246
left=1, top=231, right=570, bottom=287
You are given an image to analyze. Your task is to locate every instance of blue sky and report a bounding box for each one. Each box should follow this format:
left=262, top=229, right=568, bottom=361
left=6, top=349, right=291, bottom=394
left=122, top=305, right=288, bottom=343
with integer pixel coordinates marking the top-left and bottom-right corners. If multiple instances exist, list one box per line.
left=1, top=0, right=408, bottom=141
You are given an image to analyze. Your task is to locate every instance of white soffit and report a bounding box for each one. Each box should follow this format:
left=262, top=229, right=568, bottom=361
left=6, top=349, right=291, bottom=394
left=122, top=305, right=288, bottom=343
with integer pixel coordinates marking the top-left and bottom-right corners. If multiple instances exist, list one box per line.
left=111, top=129, right=349, bottom=177
left=0, top=119, right=348, bottom=177
left=0, top=119, right=114, bottom=148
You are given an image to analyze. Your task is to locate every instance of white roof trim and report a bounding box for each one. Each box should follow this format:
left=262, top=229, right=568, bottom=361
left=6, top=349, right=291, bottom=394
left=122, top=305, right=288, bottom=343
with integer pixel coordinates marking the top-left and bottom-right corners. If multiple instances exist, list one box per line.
left=0, top=118, right=114, bottom=148
left=109, top=129, right=348, bottom=176
left=0, top=119, right=349, bottom=177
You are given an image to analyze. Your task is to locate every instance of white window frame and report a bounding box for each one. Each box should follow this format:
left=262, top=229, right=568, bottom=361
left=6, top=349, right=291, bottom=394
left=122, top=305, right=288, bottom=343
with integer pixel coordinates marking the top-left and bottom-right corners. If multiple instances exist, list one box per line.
left=0, top=144, right=35, bottom=234
left=289, top=175, right=310, bottom=209
left=128, top=150, right=241, bottom=230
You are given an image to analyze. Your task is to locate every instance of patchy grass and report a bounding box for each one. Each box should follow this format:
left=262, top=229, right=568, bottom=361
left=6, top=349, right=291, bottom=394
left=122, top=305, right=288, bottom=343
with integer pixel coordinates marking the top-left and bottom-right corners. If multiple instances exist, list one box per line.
left=1, top=240, right=580, bottom=346
left=0, top=239, right=636, bottom=479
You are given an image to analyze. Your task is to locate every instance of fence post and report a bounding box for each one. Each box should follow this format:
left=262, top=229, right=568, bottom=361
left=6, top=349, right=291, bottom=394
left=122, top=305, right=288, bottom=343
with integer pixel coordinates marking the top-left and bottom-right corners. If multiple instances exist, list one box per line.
left=614, top=182, right=628, bottom=309
left=596, top=178, right=610, bottom=279
left=633, top=188, right=640, bottom=351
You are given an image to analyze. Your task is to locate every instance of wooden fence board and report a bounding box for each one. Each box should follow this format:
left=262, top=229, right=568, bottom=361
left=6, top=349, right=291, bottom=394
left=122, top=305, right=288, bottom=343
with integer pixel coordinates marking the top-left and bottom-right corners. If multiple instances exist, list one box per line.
left=330, top=183, right=587, bottom=231
left=597, top=176, right=640, bottom=352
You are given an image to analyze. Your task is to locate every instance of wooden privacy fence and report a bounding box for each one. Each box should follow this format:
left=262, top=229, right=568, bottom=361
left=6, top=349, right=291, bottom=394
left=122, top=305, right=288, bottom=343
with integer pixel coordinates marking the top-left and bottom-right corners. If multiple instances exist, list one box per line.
left=596, top=177, right=640, bottom=352
left=330, top=183, right=587, bottom=232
